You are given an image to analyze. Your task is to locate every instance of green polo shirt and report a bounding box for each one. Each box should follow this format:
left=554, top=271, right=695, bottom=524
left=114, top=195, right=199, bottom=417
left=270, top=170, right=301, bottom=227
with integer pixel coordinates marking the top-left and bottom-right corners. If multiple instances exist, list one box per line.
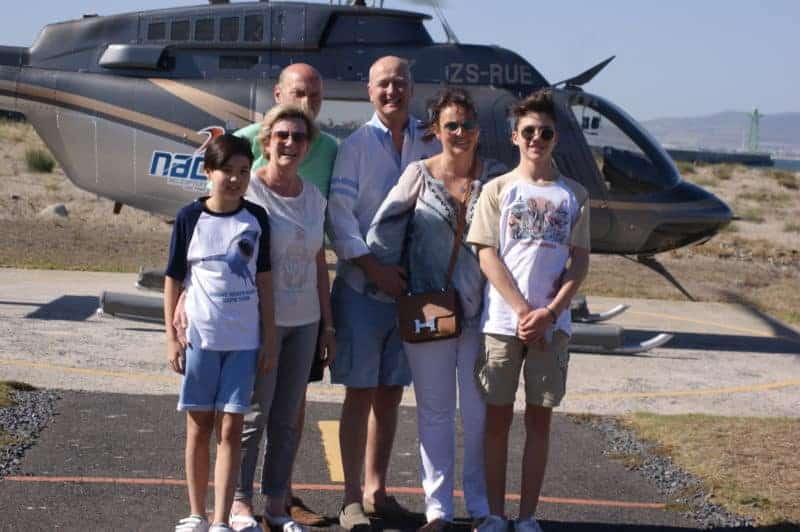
left=234, top=123, right=338, bottom=198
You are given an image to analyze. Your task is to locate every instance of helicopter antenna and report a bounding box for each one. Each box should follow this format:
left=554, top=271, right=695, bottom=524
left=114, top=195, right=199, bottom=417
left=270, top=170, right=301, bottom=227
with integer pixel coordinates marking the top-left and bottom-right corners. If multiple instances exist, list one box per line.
left=552, top=55, right=615, bottom=89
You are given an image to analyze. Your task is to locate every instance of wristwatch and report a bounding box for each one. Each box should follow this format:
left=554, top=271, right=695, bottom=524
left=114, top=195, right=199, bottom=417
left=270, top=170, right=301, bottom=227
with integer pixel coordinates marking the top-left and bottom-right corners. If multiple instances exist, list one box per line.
left=323, top=325, right=336, bottom=335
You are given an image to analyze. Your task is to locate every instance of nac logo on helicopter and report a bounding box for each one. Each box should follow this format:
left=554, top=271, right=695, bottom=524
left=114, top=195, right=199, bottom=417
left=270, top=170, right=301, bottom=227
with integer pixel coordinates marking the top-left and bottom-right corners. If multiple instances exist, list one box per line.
left=148, top=126, right=225, bottom=192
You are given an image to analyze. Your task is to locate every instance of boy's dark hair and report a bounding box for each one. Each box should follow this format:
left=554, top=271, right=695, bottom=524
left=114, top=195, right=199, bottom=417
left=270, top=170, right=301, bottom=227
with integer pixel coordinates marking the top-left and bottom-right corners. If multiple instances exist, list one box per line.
left=423, top=87, right=478, bottom=141
left=510, top=89, right=557, bottom=130
left=203, top=133, right=254, bottom=171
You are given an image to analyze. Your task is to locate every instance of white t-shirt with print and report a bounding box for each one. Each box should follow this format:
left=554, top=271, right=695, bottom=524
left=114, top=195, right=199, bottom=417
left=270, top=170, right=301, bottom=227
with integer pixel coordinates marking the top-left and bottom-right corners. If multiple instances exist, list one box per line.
left=247, top=176, right=326, bottom=327
left=466, top=172, right=590, bottom=338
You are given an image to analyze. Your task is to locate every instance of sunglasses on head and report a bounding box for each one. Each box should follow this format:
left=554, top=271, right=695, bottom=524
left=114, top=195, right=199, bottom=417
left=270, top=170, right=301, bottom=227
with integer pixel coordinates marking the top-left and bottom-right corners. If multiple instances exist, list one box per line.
left=520, top=125, right=555, bottom=141
left=272, top=130, right=308, bottom=142
left=442, top=119, right=479, bottom=132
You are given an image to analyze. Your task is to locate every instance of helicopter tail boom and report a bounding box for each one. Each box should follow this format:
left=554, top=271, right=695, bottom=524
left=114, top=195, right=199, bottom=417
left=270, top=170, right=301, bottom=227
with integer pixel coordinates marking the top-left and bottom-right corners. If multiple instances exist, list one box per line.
left=0, top=46, right=26, bottom=114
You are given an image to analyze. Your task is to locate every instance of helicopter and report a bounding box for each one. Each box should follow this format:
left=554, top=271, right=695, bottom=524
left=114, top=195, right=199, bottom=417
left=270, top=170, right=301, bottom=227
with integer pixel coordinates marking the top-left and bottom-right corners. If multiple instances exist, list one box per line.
left=0, top=0, right=732, bottom=353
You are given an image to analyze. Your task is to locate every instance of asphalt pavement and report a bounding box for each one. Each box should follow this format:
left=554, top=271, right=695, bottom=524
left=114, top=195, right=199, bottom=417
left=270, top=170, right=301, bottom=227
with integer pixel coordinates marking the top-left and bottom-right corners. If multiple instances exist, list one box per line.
left=2, top=390, right=705, bottom=531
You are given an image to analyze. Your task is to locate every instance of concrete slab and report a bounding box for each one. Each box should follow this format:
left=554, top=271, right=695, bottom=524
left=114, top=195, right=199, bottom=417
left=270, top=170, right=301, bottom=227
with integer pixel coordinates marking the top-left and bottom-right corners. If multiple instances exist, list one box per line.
left=1, top=268, right=798, bottom=417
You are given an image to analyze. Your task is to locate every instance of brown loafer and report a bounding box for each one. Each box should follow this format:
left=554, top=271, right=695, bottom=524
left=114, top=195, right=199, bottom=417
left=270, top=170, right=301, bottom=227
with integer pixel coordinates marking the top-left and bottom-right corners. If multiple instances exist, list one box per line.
left=287, top=496, right=326, bottom=527
left=362, top=495, right=414, bottom=520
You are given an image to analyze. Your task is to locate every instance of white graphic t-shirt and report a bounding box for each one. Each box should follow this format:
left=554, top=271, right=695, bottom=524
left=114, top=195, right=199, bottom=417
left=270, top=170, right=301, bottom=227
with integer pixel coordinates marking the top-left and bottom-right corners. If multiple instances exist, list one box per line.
left=466, top=172, right=590, bottom=338
left=247, top=176, right=326, bottom=327
left=165, top=198, right=271, bottom=351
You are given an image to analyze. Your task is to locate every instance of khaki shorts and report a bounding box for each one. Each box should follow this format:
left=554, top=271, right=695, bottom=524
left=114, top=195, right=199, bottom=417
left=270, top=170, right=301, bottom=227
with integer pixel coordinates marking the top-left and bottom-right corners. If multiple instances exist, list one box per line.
left=474, top=331, right=570, bottom=407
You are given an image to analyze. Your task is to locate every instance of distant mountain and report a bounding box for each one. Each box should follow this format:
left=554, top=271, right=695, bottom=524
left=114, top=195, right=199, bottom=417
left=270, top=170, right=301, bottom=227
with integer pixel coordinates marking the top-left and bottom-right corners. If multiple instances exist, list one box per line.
left=642, top=111, right=800, bottom=156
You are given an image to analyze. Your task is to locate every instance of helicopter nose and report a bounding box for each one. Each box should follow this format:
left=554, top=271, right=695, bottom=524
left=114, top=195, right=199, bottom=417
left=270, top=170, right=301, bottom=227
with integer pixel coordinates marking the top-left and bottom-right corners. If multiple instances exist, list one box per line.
left=640, top=181, right=733, bottom=253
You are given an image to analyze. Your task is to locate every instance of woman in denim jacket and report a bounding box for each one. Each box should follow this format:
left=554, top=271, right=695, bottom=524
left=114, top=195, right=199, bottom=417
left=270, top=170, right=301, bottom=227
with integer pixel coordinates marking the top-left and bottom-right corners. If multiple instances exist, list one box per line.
left=367, top=88, right=505, bottom=531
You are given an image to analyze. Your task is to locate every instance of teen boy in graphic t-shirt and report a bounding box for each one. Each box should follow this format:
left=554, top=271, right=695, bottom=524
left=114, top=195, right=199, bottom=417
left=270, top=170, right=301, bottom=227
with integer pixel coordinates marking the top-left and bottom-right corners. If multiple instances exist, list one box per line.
left=466, top=90, right=590, bottom=532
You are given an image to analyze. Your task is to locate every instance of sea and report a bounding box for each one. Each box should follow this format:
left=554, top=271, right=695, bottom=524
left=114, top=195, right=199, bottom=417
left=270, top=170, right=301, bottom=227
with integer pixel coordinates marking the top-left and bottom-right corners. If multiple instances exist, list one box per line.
left=774, top=158, right=800, bottom=172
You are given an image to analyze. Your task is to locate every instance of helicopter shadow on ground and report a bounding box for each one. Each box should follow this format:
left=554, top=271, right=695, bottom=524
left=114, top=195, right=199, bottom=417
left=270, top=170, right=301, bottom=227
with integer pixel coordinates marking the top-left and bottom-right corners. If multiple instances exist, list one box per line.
left=622, top=290, right=800, bottom=356
left=13, top=295, right=99, bottom=321
left=624, top=328, right=800, bottom=356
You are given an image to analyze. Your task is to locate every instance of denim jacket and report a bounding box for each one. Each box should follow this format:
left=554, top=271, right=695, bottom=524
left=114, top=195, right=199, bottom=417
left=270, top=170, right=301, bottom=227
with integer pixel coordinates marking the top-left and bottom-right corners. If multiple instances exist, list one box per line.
left=367, top=158, right=506, bottom=325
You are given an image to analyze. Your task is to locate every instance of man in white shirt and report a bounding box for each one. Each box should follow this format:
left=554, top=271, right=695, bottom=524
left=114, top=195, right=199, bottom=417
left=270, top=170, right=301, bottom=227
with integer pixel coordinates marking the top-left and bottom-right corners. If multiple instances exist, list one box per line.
left=327, top=56, right=439, bottom=530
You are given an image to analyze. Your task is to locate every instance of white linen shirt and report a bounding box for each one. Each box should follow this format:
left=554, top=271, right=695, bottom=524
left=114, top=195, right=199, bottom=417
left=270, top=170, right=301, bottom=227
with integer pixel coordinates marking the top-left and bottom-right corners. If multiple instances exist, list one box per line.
left=327, top=113, right=440, bottom=296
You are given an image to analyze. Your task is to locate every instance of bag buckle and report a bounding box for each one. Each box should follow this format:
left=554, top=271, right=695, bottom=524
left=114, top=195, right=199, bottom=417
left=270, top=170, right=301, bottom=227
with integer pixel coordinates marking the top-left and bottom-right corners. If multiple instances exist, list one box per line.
left=414, top=318, right=438, bottom=334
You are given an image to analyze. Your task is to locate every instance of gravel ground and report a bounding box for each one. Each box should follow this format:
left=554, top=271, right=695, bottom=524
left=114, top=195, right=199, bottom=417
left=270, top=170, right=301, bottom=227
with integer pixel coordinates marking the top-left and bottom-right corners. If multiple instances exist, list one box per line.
left=573, top=415, right=756, bottom=530
left=0, top=389, right=58, bottom=478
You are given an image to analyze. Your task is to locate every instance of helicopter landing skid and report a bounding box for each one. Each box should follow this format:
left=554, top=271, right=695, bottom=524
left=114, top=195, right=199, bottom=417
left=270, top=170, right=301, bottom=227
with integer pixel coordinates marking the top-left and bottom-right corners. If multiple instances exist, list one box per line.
left=570, top=322, right=673, bottom=355
left=97, top=290, right=164, bottom=323
left=570, top=294, right=629, bottom=323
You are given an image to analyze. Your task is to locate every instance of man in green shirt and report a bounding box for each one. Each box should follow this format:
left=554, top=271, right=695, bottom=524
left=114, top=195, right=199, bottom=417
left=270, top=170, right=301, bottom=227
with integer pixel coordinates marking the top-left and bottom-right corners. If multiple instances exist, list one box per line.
left=234, top=63, right=338, bottom=197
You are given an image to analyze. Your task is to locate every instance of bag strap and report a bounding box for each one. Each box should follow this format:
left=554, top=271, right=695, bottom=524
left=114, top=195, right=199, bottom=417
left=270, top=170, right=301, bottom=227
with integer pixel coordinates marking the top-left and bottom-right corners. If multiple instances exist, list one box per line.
left=443, top=179, right=472, bottom=288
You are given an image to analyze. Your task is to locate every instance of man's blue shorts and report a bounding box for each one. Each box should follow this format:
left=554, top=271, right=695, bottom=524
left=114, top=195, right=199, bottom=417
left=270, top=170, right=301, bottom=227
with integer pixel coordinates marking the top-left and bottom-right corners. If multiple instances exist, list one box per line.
left=177, top=345, right=258, bottom=414
left=329, top=277, right=411, bottom=389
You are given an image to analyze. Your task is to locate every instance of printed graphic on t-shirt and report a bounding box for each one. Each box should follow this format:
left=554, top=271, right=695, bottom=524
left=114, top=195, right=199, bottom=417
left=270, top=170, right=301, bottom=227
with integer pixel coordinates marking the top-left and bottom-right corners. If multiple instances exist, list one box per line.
left=200, top=229, right=259, bottom=287
left=281, top=227, right=311, bottom=292
left=507, top=197, right=570, bottom=245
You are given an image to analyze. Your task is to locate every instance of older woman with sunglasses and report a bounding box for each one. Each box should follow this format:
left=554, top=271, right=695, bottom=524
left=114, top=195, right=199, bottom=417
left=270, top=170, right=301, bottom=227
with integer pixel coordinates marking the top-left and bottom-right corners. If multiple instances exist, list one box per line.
left=367, top=88, right=505, bottom=531
left=231, top=104, right=335, bottom=532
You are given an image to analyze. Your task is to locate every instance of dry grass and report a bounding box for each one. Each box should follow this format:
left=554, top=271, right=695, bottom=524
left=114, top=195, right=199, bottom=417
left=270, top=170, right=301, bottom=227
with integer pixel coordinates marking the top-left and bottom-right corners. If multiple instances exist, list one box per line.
left=623, top=413, right=800, bottom=526
left=0, top=381, right=37, bottom=408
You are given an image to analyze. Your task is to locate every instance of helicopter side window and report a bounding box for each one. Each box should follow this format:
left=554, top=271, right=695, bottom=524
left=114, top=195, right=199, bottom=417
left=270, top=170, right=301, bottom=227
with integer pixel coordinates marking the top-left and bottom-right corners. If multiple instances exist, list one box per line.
left=171, top=21, right=190, bottom=42
left=244, top=15, right=264, bottom=42
left=316, top=99, right=376, bottom=142
left=220, top=17, right=239, bottom=42
left=571, top=103, right=668, bottom=195
left=195, top=19, right=214, bottom=42
left=147, top=22, right=166, bottom=41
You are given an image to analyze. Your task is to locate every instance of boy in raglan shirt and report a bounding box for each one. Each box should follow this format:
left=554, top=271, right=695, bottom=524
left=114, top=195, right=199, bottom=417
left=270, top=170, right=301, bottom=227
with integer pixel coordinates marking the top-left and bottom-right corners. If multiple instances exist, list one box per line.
left=164, top=134, right=277, bottom=532
left=466, top=90, right=590, bottom=532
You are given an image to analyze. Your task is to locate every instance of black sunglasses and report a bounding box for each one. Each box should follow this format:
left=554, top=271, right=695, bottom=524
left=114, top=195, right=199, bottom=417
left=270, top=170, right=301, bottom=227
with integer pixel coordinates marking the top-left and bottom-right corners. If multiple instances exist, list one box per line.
left=520, top=126, right=555, bottom=141
left=272, top=130, right=309, bottom=142
left=442, top=120, right=479, bottom=132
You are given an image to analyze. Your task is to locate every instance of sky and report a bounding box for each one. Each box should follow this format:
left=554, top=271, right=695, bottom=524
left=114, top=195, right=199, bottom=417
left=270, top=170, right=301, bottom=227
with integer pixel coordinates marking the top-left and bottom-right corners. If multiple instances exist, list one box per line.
left=3, top=0, right=798, bottom=121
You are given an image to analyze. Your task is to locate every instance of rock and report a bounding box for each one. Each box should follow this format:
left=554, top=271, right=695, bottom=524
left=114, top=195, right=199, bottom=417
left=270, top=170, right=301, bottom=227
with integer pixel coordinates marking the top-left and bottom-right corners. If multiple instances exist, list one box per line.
left=38, top=203, right=68, bottom=218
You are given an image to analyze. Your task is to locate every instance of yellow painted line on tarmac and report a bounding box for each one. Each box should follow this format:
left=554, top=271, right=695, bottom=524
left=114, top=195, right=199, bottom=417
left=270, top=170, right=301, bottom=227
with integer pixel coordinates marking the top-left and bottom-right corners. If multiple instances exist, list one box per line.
left=570, top=379, right=800, bottom=401
left=626, top=309, right=800, bottom=343
left=0, top=358, right=179, bottom=383
left=318, top=420, right=344, bottom=482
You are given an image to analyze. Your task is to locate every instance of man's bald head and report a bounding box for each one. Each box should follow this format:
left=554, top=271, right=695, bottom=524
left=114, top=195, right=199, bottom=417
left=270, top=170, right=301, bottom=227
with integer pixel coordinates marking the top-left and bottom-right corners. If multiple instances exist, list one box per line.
left=368, top=56, right=412, bottom=86
left=367, top=56, right=413, bottom=128
left=274, top=63, right=324, bottom=120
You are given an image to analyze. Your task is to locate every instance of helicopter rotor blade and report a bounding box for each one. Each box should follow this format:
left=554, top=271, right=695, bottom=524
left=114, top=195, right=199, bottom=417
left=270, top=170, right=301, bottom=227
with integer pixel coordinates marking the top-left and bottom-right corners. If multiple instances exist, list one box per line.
left=552, top=55, right=615, bottom=89
left=626, top=254, right=697, bottom=302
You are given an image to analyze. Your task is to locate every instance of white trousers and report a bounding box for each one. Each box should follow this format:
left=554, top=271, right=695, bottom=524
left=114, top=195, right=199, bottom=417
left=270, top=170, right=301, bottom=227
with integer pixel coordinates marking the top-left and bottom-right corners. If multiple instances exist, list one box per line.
left=404, top=326, right=489, bottom=522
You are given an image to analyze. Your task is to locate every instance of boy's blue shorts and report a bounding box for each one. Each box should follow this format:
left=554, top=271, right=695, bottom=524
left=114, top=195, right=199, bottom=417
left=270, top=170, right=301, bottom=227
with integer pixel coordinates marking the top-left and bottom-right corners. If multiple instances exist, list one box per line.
left=177, top=345, right=258, bottom=414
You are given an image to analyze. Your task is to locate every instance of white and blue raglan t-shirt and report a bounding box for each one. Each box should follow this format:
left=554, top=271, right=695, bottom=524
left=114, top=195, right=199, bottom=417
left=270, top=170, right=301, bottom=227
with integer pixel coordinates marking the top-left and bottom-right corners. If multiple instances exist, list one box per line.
left=166, top=198, right=271, bottom=351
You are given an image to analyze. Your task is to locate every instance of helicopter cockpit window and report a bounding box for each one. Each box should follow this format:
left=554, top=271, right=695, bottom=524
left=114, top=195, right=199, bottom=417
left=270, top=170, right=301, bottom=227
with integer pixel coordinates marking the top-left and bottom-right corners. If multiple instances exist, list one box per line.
left=195, top=19, right=214, bottom=42
left=244, top=15, right=264, bottom=42
left=171, top=21, right=190, bottom=41
left=147, top=22, right=166, bottom=41
left=316, top=99, right=375, bottom=142
left=220, top=17, right=239, bottom=42
left=571, top=97, right=679, bottom=195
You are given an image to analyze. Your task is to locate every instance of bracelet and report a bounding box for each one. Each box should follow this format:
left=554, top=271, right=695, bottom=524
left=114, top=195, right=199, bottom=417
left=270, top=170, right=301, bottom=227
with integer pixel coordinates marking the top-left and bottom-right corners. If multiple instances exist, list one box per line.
left=323, top=325, right=336, bottom=334
left=544, top=306, right=557, bottom=323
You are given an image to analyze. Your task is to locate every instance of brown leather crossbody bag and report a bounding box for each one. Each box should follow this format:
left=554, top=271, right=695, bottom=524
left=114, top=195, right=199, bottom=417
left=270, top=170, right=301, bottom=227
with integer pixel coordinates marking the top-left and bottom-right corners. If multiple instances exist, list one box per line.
left=396, top=185, right=470, bottom=343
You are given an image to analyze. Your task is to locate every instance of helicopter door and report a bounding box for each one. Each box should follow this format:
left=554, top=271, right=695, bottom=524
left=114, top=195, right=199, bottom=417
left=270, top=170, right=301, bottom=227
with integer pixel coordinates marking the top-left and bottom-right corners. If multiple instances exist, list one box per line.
left=550, top=90, right=612, bottom=240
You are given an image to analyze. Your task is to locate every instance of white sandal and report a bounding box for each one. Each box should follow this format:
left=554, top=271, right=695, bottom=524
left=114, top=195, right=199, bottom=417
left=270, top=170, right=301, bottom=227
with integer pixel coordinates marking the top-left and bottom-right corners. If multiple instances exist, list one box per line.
left=263, top=511, right=307, bottom=532
left=175, top=515, right=210, bottom=532
left=229, top=513, right=263, bottom=532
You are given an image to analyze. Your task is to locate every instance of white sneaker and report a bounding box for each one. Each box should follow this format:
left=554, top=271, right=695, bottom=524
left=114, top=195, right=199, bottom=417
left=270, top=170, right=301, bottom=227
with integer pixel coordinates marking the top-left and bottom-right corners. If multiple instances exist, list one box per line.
left=476, top=514, right=508, bottom=532
left=175, top=515, right=210, bottom=532
left=514, top=516, right=543, bottom=532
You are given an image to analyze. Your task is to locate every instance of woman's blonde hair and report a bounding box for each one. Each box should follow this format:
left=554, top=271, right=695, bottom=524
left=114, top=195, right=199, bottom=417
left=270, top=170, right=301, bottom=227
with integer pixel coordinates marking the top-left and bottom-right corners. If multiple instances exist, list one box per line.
left=257, top=104, right=319, bottom=159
